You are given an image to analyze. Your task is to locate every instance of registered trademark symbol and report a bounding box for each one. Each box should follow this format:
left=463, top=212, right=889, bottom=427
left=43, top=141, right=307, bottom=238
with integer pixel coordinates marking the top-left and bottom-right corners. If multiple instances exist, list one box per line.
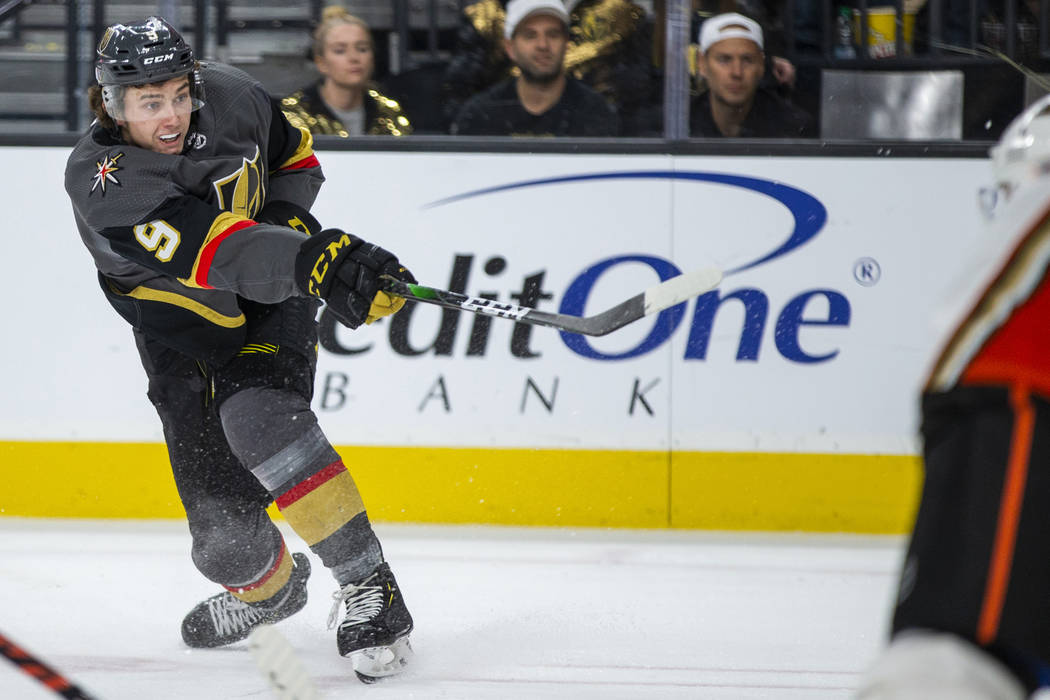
left=853, top=257, right=881, bottom=287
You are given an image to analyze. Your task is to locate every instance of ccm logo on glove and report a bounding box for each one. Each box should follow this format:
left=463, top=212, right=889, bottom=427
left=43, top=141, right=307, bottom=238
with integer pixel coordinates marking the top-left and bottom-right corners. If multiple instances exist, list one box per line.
left=294, top=228, right=415, bottom=329
left=305, top=232, right=353, bottom=297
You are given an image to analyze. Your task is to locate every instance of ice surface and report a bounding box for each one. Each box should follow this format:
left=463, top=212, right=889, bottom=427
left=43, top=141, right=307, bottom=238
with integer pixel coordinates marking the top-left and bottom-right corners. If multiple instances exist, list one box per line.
left=0, top=518, right=903, bottom=699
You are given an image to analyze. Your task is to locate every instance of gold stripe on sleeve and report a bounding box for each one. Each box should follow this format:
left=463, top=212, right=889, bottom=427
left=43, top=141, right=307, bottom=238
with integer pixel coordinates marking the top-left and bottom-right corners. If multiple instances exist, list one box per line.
left=181, top=211, right=255, bottom=289
left=118, top=285, right=246, bottom=328
left=277, top=128, right=316, bottom=170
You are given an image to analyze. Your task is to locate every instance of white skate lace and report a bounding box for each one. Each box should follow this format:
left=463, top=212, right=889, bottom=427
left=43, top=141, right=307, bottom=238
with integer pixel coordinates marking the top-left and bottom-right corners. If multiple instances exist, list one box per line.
left=326, top=572, right=384, bottom=631
left=207, top=594, right=265, bottom=636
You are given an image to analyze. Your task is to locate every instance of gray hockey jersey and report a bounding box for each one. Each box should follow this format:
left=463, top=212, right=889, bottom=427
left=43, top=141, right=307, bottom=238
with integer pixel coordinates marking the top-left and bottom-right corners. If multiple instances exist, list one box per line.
left=65, top=62, right=325, bottom=362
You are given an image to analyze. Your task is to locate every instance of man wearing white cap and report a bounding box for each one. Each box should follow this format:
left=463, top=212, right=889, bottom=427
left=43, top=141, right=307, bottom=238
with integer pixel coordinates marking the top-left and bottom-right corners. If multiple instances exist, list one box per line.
left=441, top=0, right=654, bottom=134
left=690, top=12, right=812, bottom=138
left=451, top=0, right=619, bottom=136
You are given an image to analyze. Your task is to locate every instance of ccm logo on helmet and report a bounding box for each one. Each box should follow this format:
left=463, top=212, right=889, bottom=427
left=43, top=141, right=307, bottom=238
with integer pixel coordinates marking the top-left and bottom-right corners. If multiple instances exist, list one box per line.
left=143, top=53, right=174, bottom=65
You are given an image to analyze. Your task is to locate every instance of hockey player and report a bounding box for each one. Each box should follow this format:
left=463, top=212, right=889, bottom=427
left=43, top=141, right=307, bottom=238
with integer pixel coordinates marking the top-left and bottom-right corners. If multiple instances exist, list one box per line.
left=857, top=95, right=1050, bottom=698
left=64, top=17, right=414, bottom=681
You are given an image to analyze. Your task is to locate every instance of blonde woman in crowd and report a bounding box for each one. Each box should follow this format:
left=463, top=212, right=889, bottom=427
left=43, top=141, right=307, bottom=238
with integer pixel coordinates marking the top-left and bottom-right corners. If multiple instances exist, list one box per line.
left=282, top=6, right=412, bottom=136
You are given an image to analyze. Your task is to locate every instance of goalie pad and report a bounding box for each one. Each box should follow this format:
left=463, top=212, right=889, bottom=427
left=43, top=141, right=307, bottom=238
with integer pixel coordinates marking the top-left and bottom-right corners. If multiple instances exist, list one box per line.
left=858, top=630, right=1026, bottom=700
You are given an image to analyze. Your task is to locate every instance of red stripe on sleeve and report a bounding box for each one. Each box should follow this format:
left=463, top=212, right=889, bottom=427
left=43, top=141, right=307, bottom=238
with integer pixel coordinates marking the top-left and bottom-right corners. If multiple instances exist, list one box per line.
left=194, top=218, right=258, bottom=288
left=280, top=154, right=320, bottom=171
left=274, top=460, right=345, bottom=509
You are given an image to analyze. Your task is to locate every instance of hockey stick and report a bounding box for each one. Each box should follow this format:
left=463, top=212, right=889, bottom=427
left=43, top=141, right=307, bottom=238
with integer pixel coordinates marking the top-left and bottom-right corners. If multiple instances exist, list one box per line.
left=0, top=629, right=99, bottom=700
left=381, top=267, right=722, bottom=337
left=249, top=625, right=320, bottom=700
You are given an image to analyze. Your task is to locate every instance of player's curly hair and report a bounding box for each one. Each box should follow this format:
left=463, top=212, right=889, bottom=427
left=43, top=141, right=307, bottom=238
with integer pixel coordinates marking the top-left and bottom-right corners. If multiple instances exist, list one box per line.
left=87, top=84, right=116, bottom=131
left=312, top=6, right=373, bottom=60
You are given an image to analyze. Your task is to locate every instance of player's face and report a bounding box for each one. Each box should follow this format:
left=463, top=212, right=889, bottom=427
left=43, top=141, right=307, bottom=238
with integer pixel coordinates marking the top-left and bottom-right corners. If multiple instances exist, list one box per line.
left=119, top=77, right=193, bottom=155
left=317, top=23, right=374, bottom=91
left=699, top=38, right=765, bottom=109
left=505, top=14, right=567, bottom=84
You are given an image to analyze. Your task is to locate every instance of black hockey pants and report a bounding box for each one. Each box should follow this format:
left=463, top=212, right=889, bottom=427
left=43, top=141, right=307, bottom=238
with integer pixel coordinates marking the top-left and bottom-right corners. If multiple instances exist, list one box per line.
left=134, top=297, right=320, bottom=588
left=892, top=385, right=1050, bottom=690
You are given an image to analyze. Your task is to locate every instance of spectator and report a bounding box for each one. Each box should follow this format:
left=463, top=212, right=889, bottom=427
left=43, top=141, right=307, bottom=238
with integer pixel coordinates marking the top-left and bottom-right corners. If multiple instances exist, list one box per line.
left=281, top=6, right=412, bottom=137
left=451, top=0, right=619, bottom=137
left=690, top=12, right=813, bottom=138
left=442, top=0, right=657, bottom=135
left=689, top=1, right=799, bottom=91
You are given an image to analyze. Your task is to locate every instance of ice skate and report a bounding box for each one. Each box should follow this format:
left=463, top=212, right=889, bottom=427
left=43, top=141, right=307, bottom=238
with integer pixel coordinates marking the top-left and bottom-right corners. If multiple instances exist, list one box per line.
left=181, top=552, right=311, bottom=648
left=857, top=630, right=1026, bottom=700
left=327, top=562, right=414, bottom=683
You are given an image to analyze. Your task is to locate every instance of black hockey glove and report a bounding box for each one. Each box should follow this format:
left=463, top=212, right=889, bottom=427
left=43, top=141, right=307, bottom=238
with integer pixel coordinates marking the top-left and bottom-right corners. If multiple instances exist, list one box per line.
left=255, top=200, right=321, bottom=236
left=294, top=228, right=415, bottom=329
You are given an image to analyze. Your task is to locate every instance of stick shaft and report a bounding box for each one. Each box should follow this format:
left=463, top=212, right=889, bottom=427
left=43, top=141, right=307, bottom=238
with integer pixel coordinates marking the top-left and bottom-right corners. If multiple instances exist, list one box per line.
left=381, top=267, right=721, bottom=337
left=0, top=631, right=98, bottom=700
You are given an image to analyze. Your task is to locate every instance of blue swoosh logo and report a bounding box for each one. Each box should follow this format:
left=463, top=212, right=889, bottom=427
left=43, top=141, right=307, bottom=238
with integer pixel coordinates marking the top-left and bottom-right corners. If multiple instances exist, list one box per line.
left=424, top=170, right=828, bottom=273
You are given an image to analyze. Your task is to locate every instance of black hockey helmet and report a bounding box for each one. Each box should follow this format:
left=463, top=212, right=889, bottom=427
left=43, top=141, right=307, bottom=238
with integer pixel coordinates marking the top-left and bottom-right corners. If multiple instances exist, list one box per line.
left=95, top=16, right=204, bottom=120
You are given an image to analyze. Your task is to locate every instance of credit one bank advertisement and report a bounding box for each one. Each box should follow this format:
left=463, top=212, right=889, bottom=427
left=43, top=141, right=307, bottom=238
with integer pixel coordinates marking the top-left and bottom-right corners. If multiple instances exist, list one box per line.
left=307, top=152, right=987, bottom=455
left=2, top=149, right=988, bottom=454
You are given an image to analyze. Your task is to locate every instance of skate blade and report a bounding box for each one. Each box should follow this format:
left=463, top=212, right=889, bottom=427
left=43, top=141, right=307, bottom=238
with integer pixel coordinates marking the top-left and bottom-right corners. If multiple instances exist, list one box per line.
left=350, top=635, right=413, bottom=683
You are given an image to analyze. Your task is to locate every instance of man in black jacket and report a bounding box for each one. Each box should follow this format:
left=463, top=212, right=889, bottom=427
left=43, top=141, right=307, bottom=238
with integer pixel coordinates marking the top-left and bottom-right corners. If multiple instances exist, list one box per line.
left=451, top=0, right=619, bottom=137
left=690, top=12, right=812, bottom=138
